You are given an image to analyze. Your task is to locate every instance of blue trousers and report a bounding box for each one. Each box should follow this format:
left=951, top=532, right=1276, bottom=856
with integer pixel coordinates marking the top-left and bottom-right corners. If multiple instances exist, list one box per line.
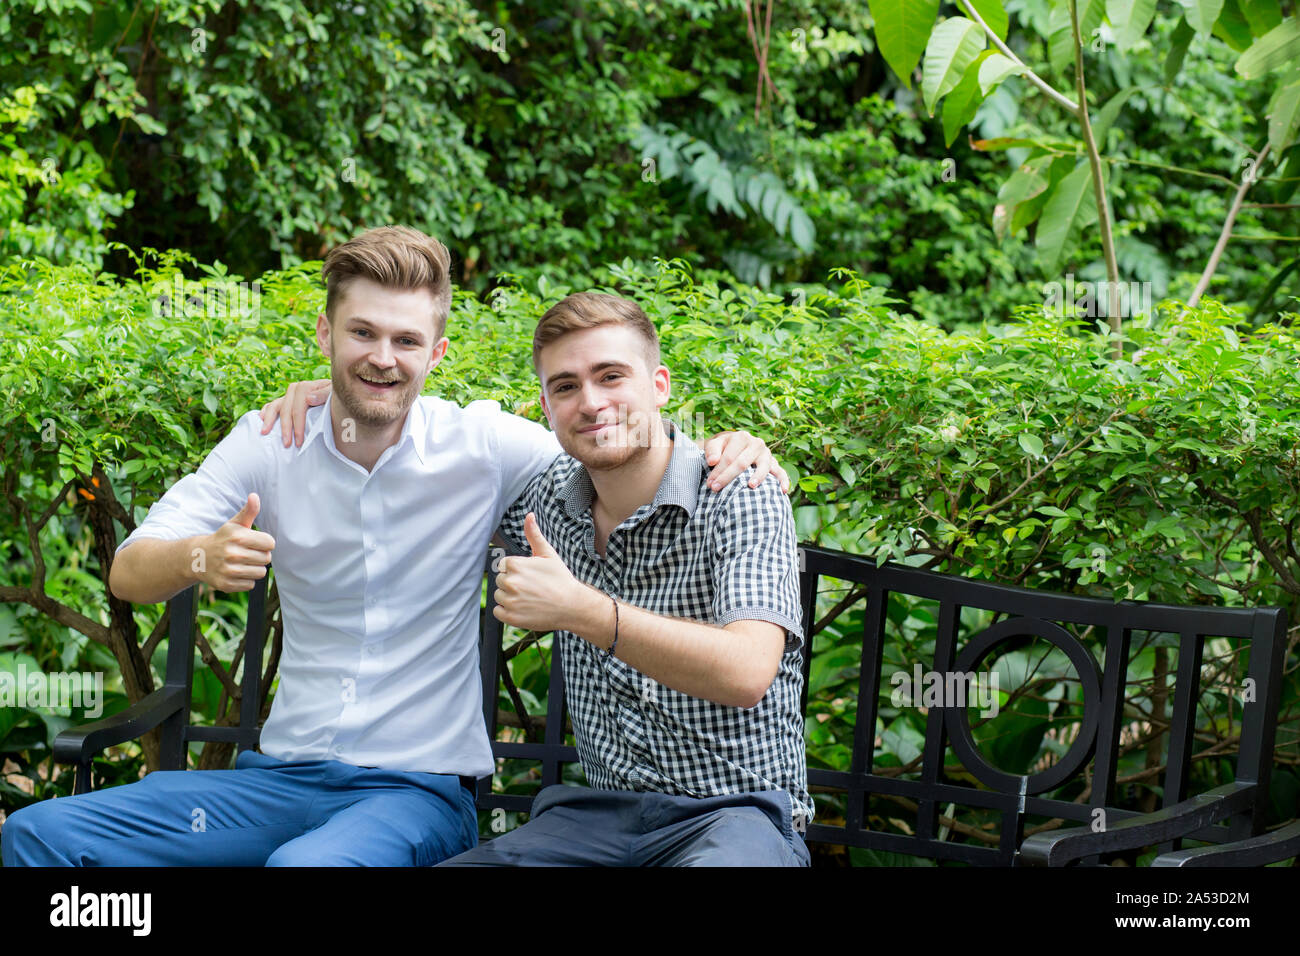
left=1, top=750, right=477, bottom=867
left=439, top=784, right=809, bottom=866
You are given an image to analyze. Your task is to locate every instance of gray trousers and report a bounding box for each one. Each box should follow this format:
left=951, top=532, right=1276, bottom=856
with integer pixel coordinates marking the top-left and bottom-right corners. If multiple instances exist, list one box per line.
left=440, top=784, right=810, bottom=867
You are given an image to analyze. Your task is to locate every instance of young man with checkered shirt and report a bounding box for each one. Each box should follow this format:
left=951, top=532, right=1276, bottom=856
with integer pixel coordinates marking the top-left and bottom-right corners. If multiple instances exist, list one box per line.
left=441, top=292, right=811, bottom=867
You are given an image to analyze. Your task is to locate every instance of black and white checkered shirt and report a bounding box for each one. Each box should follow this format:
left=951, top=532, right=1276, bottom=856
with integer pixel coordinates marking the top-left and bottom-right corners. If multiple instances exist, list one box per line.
left=499, top=420, right=812, bottom=825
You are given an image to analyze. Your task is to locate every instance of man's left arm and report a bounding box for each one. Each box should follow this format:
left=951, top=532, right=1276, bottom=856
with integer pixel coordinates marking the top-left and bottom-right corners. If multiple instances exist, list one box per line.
left=256, top=380, right=791, bottom=494
left=493, top=481, right=803, bottom=709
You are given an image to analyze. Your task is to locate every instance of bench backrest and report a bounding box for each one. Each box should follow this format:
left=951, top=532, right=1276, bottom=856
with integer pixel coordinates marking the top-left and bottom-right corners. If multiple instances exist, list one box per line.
left=787, top=547, right=1285, bottom=863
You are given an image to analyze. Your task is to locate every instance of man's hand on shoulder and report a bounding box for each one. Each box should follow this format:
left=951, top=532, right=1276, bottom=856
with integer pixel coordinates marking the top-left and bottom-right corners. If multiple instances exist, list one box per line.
left=699, top=430, right=790, bottom=495
left=258, top=379, right=331, bottom=448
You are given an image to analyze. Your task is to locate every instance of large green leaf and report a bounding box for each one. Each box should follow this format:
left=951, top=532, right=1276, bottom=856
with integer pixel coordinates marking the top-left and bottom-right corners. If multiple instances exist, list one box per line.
left=1093, top=86, right=1142, bottom=143
left=1268, top=145, right=1300, bottom=204
left=1165, top=18, right=1197, bottom=82
left=1213, top=0, right=1256, bottom=50
left=1036, top=161, right=1095, bottom=273
left=978, top=52, right=1027, bottom=95
left=972, top=691, right=1050, bottom=776
left=1048, top=2, right=1075, bottom=78
left=1175, top=0, right=1226, bottom=37
left=1268, top=78, right=1300, bottom=156
left=1249, top=256, right=1300, bottom=321
left=994, top=154, right=1054, bottom=239
left=922, top=16, right=987, bottom=116
left=943, top=50, right=994, bottom=145
left=869, top=0, right=942, bottom=89
left=1240, top=0, right=1282, bottom=36
left=789, top=207, right=816, bottom=255
left=1107, top=0, right=1158, bottom=51
left=967, top=0, right=1009, bottom=39
left=1235, top=18, right=1300, bottom=78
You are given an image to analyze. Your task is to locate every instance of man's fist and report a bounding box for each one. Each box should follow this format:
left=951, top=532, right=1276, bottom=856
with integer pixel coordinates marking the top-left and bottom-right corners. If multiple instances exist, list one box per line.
left=193, top=493, right=276, bottom=593
left=493, top=513, right=593, bottom=633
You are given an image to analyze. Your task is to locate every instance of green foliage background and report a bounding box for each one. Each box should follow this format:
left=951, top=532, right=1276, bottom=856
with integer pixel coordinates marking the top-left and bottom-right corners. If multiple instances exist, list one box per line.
left=1, top=254, right=1298, bottom=859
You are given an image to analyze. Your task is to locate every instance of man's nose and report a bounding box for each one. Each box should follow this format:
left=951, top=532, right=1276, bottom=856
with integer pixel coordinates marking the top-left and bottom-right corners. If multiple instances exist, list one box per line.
left=578, top=381, right=606, bottom=416
left=368, top=337, right=396, bottom=368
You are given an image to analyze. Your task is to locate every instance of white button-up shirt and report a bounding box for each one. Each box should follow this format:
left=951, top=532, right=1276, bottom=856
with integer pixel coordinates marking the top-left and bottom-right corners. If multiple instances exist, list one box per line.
left=115, top=394, right=561, bottom=776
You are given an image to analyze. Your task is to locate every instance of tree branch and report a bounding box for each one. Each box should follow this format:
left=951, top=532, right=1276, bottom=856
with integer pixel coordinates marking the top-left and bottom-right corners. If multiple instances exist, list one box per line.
left=1069, top=0, right=1121, bottom=355
left=1186, top=143, right=1271, bottom=311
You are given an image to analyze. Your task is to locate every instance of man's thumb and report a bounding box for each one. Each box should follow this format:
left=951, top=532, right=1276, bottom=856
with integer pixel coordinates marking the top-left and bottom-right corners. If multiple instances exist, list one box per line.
left=524, top=512, right=557, bottom=557
left=232, top=493, right=260, bottom=528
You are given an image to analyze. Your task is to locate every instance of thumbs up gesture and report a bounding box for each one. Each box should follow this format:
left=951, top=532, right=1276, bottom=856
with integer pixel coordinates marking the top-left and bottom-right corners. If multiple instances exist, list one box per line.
left=194, top=493, right=276, bottom=593
left=492, top=513, right=595, bottom=633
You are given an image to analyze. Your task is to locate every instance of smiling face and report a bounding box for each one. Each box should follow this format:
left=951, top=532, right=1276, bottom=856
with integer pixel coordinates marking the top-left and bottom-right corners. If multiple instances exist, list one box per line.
left=316, top=276, right=450, bottom=430
left=537, top=324, right=671, bottom=472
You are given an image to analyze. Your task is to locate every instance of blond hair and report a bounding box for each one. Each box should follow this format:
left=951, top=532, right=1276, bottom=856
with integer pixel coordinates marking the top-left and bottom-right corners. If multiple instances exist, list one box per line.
left=322, top=225, right=453, bottom=339
left=532, top=292, right=660, bottom=374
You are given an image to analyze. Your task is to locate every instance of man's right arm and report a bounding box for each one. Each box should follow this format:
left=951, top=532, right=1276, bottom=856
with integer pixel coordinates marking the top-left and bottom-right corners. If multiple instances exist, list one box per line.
left=110, top=536, right=204, bottom=605
left=111, top=494, right=273, bottom=604
left=111, top=412, right=274, bottom=605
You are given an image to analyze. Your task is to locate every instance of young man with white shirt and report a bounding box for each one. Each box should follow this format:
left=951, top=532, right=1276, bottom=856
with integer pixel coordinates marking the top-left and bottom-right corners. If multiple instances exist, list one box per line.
left=0, top=227, right=780, bottom=867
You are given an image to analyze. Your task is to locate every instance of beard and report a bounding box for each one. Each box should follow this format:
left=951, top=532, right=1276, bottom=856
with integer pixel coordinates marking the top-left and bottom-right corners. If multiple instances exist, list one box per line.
left=558, top=409, right=665, bottom=472
left=330, top=362, right=421, bottom=429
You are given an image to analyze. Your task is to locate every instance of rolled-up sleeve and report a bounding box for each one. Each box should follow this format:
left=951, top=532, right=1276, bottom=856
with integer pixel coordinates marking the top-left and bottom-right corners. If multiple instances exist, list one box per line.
left=485, top=404, right=560, bottom=555
left=710, top=473, right=805, bottom=651
left=116, top=411, right=272, bottom=555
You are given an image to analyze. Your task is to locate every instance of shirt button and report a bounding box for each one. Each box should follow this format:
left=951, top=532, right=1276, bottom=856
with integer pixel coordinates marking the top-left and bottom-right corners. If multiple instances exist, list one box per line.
left=366, top=645, right=379, bottom=656
left=329, top=745, right=342, bottom=758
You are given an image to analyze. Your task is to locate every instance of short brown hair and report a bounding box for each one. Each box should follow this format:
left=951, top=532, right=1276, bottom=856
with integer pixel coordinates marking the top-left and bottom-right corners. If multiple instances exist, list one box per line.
left=322, top=225, right=453, bottom=340
left=532, top=292, right=661, bottom=375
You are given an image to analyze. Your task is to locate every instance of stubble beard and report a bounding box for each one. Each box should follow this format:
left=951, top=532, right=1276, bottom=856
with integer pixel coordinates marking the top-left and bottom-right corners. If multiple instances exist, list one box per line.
left=331, top=362, right=420, bottom=429
left=562, top=409, right=664, bottom=473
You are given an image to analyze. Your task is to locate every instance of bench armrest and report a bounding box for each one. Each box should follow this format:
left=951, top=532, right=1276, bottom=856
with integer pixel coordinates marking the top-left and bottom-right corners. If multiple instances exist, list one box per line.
left=1018, top=782, right=1258, bottom=866
left=52, top=686, right=190, bottom=766
left=1151, top=819, right=1300, bottom=867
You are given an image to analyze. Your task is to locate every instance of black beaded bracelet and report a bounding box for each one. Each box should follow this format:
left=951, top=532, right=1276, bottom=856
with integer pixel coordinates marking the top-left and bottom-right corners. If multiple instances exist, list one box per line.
left=608, top=596, right=620, bottom=658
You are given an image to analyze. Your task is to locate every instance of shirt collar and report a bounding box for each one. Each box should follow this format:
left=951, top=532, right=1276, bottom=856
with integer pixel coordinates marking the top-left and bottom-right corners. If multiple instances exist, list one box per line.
left=295, top=392, right=430, bottom=466
left=559, top=418, right=702, bottom=520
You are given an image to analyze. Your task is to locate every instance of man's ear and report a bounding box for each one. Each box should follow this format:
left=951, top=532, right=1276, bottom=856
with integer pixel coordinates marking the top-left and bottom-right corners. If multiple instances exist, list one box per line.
left=653, top=365, right=671, bottom=410
left=427, top=336, right=450, bottom=373
left=316, top=313, right=332, bottom=358
left=539, top=388, right=554, bottom=428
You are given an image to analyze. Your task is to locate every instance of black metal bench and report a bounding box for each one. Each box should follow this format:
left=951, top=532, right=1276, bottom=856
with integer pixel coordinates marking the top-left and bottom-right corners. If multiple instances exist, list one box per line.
left=54, top=545, right=1299, bottom=866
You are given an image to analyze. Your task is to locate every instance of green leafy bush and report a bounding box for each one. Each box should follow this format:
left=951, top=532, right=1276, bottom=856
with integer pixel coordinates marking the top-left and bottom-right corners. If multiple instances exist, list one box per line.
left=2, top=252, right=1297, bottom=855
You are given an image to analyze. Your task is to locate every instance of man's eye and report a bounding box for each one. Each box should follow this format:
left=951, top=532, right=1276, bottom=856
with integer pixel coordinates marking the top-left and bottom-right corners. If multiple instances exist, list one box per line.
left=354, top=329, right=416, bottom=346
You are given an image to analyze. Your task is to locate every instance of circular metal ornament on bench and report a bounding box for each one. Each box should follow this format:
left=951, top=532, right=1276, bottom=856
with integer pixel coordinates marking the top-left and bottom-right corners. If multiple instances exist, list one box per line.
left=944, top=616, right=1103, bottom=794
